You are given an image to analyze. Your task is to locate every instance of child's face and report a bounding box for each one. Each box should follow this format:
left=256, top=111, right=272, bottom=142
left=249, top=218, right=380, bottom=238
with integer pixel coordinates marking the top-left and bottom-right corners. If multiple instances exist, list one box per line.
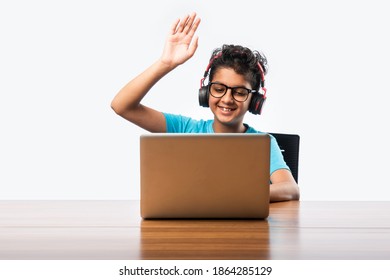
left=209, top=67, right=252, bottom=132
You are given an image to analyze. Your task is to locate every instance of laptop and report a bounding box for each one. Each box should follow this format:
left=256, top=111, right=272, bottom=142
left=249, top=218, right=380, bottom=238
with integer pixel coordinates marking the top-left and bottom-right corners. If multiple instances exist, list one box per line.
left=140, top=133, right=270, bottom=219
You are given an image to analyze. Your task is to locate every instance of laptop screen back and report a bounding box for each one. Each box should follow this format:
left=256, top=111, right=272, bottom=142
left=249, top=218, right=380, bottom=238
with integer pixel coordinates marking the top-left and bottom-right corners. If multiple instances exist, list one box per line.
left=140, top=133, right=270, bottom=219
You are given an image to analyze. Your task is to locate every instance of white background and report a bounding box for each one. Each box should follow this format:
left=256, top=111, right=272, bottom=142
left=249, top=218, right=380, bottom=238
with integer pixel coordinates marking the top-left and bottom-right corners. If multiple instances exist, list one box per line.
left=1, top=0, right=389, bottom=200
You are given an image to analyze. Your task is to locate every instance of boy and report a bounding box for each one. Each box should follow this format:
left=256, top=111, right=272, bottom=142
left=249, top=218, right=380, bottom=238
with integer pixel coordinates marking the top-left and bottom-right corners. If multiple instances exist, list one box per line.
left=111, top=13, right=299, bottom=202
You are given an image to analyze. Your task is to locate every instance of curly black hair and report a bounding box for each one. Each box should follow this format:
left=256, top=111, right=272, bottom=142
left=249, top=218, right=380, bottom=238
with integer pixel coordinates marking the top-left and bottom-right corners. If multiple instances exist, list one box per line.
left=208, top=44, right=268, bottom=91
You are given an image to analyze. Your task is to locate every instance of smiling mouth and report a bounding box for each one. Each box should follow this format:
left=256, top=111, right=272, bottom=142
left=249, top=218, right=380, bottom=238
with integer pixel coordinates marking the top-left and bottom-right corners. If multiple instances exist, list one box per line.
left=218, top=106, right=236, bottom=112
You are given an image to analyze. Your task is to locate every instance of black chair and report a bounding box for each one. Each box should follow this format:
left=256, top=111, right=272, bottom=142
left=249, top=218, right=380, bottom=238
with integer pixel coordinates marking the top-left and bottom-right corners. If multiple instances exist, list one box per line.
left=268, top=133, right=300, bottom=183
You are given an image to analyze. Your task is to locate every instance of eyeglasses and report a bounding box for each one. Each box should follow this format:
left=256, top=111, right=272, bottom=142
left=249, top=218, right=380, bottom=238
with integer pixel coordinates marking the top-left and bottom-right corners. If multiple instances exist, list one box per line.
left=208, top=82, right=255, bottom=102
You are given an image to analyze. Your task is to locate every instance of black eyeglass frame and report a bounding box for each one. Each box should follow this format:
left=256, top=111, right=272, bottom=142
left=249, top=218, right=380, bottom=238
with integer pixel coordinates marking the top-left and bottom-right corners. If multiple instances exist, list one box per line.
left=208, top=82, right=257, bottom=102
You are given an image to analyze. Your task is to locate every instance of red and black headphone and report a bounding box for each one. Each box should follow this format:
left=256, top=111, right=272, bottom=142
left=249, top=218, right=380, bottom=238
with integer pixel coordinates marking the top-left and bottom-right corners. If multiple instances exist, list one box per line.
left=198, top=52, right=267, bottom=115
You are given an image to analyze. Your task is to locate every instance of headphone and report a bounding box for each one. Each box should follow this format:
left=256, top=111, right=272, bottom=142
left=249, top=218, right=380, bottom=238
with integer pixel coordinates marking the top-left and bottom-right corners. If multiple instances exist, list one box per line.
left=198, top=52, right=267, bottom=115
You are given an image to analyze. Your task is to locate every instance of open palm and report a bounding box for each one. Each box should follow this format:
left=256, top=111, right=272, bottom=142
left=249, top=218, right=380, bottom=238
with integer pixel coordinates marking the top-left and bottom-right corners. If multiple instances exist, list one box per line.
left=161, top=13, right=201, bottom=68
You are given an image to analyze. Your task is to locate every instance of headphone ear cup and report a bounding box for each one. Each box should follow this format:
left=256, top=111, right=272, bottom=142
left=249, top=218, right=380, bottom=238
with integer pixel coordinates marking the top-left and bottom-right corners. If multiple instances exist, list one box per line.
left=249, top=93, right=266, bottom=115
left=198, top=86, right=210, bottom=107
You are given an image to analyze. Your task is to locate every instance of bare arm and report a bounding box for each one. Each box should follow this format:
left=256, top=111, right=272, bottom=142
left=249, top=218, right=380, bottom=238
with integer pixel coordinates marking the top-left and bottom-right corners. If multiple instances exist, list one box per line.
left=111, top=13, right=201, bottom=132
left=270, top=169, right=300, bottom=202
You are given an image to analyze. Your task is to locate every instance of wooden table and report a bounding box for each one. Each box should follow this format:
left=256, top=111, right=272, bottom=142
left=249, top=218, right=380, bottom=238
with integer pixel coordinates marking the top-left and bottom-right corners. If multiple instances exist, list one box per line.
left=1, top=201, right=389, bottom=259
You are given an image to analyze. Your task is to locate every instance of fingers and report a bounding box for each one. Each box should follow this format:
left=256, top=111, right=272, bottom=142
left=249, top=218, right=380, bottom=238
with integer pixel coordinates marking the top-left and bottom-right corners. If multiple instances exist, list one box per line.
left=188, top=17, right=201, bottom=37
left=169, top=14, right=189, bottom=35
left=169, top=18, right=181, bottom=35
left=171, top=13, right=200, bottom=35
left=182, top=12, right=196, bottom=34
left=188, top=36, right=199, bottom=58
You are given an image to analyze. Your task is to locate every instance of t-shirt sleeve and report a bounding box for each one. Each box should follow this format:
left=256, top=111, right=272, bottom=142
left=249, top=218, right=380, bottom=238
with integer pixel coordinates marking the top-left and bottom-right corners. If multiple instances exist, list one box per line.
left=163, top=113, right=209, bottom=133
left=164, top=113, right=184, bottom=132
left=269, top=134, right=290, bottom=175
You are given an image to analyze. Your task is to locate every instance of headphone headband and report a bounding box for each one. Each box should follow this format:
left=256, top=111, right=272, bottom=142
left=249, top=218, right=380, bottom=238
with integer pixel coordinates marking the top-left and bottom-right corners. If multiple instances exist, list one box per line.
left=200, top=52, right=266, bottom=90
left=257, top=62, right=265, bottom=88
left=200, top=52, right=222, bottom=87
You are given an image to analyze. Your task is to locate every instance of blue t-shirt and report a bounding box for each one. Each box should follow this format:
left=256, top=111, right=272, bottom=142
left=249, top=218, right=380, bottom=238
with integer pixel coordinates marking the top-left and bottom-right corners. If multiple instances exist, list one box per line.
left=163, top=112, right=290, bottom=176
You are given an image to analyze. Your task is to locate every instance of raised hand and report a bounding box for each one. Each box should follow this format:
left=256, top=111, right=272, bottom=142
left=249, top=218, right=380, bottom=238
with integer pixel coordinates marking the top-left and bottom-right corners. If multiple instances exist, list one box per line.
left=160, top=13, right=201, bottom=69
left=111, top=13, right=201, bottom=132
